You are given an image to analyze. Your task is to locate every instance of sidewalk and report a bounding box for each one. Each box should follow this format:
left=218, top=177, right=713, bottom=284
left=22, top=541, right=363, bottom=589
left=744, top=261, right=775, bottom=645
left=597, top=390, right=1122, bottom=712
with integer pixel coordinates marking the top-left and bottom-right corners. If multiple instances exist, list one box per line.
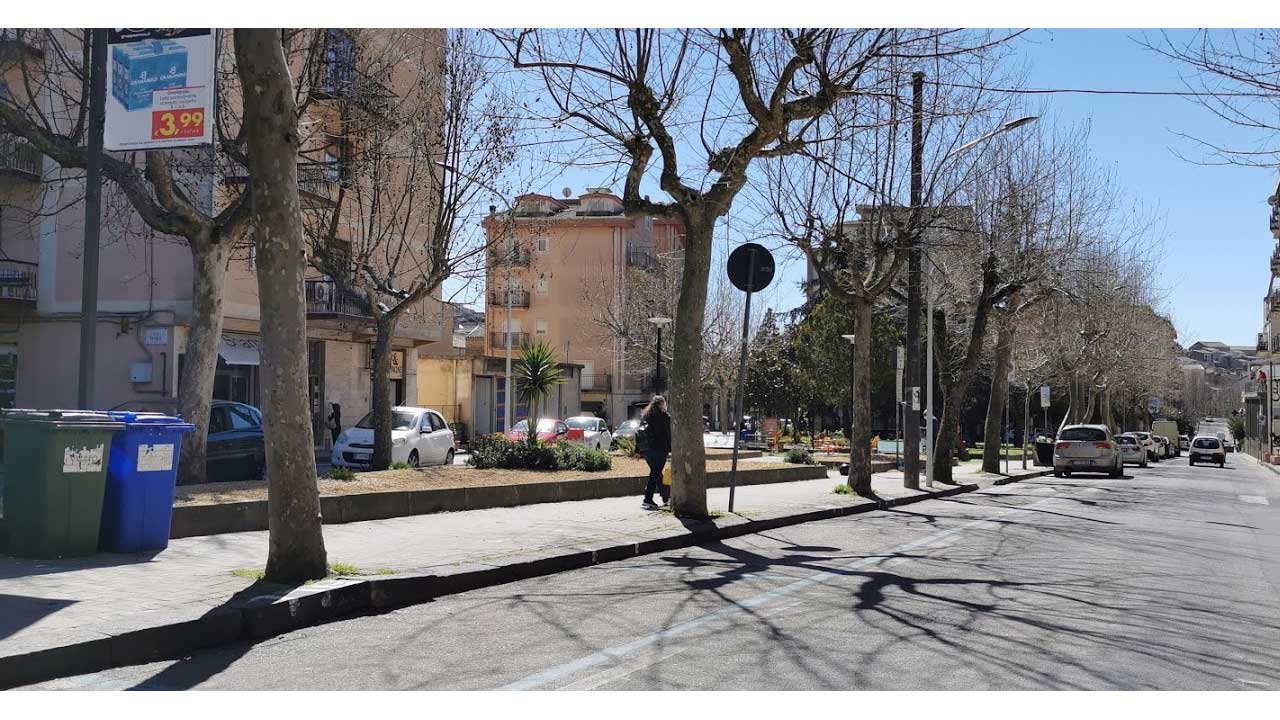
left=0, top=461, right=1045, bottom=688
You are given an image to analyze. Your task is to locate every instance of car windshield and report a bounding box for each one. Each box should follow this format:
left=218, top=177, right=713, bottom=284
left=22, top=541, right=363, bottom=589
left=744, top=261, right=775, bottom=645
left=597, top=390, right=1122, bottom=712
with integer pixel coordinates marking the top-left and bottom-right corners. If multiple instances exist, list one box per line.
left=1116, top=436, right=1137, bottom=445
left=566, top=418, right=594, bottom=430
left=1193, top=438, right=1220, bottom=449
left=620, top=420, right=641, bottom=430
left=536, top=419, right=558, bottom=433
left=355, top=411, right=417, bottom=430
left=511, top=420, right=528, bottom=432
left=1059, top=427, right=1107, bottom=442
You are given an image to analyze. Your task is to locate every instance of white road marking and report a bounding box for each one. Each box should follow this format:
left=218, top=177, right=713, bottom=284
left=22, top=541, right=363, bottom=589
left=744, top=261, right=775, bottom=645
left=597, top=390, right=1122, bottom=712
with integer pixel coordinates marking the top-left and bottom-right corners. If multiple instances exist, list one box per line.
left=500, top=487, right=1065, bottom=690
left=1238, top=495, right=1270, bottom=505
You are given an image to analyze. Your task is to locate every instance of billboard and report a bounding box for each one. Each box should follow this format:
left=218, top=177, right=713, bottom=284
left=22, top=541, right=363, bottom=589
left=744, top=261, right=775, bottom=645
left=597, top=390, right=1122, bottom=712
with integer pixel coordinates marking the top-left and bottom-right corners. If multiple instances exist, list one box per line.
left=105, top=29, right=215, bottom=151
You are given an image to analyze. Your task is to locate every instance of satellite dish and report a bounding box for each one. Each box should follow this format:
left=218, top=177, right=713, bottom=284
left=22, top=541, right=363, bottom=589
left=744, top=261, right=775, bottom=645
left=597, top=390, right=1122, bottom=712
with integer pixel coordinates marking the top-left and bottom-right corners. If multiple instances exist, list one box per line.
left=562, top=187, right=572, bottom=198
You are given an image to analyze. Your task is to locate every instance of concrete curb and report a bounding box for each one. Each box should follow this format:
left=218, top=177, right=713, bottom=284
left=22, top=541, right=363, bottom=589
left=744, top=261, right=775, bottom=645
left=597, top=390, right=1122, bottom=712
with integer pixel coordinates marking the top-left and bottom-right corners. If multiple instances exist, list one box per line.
left=0, top=467, right=1049, bottom=689
left=170, top=464, right=830, bottom=538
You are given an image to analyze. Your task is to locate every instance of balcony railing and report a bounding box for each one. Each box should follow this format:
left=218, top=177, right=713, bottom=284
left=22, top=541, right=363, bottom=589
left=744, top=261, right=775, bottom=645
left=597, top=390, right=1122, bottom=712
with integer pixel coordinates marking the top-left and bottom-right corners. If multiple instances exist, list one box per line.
left=0, top=135, right=41, bottom=181
left=1270, top=292, right=1280, bottom=312
left=0, top=259, right=37, bottom=302
left=1271, top=205, right=1279, bottom=234
left=488, top=289, right=530, bottom=308
left=1259, top=333, right=1268, bottom=353
left=489, top=332, right=529, bottom=349
left=305, top=277, right=369, bottom=318
left=488, top=247, right=532, bottom=267
left=1272, top=248, right=1280, bottom=273
left=580, top=373, right=612, bottom=392
left=626, top=247, right=657, bottom=269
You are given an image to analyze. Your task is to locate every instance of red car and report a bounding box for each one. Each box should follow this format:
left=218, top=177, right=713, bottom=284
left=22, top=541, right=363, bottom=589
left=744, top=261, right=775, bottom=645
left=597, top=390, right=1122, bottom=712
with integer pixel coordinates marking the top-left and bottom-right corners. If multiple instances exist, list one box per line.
left=506, top=418, right=584, bottom=444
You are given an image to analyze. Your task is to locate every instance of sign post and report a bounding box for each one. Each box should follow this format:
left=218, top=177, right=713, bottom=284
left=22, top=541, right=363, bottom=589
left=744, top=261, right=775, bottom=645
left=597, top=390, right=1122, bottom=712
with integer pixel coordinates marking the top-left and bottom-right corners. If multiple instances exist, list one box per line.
left=725, top=243, right=775, bottom=513
left=1040, top=385, right=1051, bottom=437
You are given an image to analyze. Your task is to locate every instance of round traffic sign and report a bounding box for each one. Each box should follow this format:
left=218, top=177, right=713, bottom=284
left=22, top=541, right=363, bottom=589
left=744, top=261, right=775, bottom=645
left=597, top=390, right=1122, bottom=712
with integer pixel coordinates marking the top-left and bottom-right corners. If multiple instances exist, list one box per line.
left=726, top=243, right=775, bottom=293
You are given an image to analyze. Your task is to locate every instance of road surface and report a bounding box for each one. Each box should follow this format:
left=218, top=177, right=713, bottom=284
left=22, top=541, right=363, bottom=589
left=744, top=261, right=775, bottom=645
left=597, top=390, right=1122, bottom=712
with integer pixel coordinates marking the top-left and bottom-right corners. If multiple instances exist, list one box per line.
left=27, top=453, right=1280, bottom=690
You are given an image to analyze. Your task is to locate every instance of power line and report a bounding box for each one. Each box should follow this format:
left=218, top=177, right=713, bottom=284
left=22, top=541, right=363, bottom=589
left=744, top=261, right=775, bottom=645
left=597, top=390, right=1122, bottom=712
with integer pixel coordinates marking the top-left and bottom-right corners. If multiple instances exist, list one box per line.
left=932, top=81, right=1273, bottom=99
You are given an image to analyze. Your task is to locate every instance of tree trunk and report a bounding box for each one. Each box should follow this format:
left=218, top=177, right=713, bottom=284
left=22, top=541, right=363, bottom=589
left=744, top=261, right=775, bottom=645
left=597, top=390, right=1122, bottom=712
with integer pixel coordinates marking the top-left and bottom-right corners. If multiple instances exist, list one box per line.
left=846, top=295, right=875, bottom=494
left=931, top=264, right=997, bottom=485
left=177, top=234, right=228, bottom=485
left=371, top=317, right=396, bottom=470
left=981, top=318, right=1016, bottom=474
left=669, top=218, right=712, bottom=519
left=235, top=28, right=328, bottom=583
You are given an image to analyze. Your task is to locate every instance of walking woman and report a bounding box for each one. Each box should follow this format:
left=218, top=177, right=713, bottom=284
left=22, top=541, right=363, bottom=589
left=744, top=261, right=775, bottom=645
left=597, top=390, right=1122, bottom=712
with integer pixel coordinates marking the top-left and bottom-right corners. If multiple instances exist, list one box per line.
left=640, top=395, right=672, bottom=509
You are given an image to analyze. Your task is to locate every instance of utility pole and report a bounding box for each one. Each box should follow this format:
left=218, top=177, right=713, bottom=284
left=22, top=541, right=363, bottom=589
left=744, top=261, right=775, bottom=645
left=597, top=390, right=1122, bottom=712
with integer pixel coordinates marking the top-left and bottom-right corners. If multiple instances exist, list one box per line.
left=77, top=29, right=107, bottom=409
left=903, top=70, right=924, bottom=490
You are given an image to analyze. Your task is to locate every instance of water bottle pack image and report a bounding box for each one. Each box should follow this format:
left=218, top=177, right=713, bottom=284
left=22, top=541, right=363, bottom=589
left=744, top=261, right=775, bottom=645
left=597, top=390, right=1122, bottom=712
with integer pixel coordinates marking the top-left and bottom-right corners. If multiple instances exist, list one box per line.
left=110, top=39, right=190, bottom=112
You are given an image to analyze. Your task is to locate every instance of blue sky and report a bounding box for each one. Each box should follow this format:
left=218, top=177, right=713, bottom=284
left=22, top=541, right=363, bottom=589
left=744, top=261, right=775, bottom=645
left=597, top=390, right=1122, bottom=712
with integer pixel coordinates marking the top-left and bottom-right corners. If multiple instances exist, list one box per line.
left=472, top=29, right=1277, bottom=348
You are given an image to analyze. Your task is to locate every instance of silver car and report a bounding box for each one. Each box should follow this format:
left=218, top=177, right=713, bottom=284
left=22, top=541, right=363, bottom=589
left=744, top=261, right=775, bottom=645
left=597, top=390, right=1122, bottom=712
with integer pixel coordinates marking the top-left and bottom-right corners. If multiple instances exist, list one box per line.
left=1131, top=431, right=1159, bottom=463
left=1053, top=424, right=1123, bottom=478
left=1115, top=433, right=1148, bottom=468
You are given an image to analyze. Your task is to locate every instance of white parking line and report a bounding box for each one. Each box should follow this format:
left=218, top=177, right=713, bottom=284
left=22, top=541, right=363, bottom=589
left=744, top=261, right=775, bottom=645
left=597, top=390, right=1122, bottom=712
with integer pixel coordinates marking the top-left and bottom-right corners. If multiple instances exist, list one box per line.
left=1238, top=495, right=1270, bottom=505
left=499, top=486, right=1065, bottom=690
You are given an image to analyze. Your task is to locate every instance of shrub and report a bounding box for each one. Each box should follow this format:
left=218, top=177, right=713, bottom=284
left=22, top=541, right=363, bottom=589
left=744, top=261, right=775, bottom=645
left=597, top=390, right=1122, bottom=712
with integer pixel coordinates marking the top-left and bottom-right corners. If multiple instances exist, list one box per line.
left=785, top=448, right=815, bottom=465
left=467, top=433, right=515, bottom=469
left=466, top=434, right=610, bottom=471
left=389, top=461, right=411, bottom=470
left=553, top=441, right=612, bottom=471
left=615, top=436, right=637, bottom=456
left=832, top=483, right=853, bottom=495
left=324, top=467, right=357, bottom=482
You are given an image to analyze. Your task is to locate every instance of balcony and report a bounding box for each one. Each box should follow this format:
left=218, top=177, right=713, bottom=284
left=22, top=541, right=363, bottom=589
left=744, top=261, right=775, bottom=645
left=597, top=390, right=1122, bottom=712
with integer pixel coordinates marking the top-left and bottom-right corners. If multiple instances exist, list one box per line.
left=1272, top=205, right=1279, bottom=235
left=1270, top=292, right=1280, bottom=312
left=489, top=332, right=529, bottom=350
left=309, top=48, right=396, bottom=120
left=1259, top=333, right=1268, bottom=353
left=0, top=135, right=41, bottom=181
left=488, top=247, right=532, bottom=267
left=1272, top=247, right=1280, bottom=273
left=626, top=247, right=657, bottom=270
left=0, top=259, right=37, bottom=303
left=580, top=373, right=612, bottom=393
left=297, top=161, right=342, bottom=207
left=305, top=277, right=369, bottom=320
left=488, top=289, right=530, bottom=308
left=0, top=28, right=44, bottom=58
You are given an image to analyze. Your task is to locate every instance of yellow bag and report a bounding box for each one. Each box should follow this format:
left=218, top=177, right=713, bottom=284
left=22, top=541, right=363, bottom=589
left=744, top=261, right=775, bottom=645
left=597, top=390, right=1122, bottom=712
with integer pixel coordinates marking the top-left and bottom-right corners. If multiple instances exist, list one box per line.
left=662, top=466, right=672, bottom=486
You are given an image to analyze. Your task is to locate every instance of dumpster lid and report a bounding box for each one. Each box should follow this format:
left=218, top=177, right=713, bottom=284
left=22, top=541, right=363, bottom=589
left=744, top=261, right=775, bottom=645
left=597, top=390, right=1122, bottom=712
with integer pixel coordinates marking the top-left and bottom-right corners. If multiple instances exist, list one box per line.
left=0, top=409, right=124, bottom=428
left=106, top=411, right=195, bottom=430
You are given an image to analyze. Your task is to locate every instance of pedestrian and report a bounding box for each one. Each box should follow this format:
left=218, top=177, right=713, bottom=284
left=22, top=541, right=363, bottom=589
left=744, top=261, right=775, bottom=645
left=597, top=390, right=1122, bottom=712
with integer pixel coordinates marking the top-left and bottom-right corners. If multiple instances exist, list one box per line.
left=327, top=401, right=342, bottom=444
left=639, top=394, right=671, bottom=510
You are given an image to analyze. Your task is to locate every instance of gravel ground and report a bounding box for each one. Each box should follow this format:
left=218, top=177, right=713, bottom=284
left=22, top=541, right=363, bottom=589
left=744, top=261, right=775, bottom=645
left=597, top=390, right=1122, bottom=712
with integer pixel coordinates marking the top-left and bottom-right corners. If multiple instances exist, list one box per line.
left=173, top=458, right=793, bottom=506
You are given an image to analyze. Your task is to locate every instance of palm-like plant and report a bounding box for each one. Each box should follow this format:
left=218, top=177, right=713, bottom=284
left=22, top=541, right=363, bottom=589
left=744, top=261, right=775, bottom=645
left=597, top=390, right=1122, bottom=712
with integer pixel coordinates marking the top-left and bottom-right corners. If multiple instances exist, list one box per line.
left=513, top=340, right=564, bottom=422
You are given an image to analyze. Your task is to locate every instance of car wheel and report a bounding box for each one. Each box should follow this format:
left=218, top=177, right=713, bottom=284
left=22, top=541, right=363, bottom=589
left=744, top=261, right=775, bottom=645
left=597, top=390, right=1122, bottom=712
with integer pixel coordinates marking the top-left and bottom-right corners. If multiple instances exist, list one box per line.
left=1063, top=470, right=1072, bottom=477
left=1219, top=460, right=1225, bottom=468
left=444, top=449, right=455, bottom=466
left=1053, top=470, right=1063, bottom=478
left=1109, top=463, right=1122, bottom=479
left=408, top=450, right=420, bottom=468
left=1189, top=459, right=1195, bottom=466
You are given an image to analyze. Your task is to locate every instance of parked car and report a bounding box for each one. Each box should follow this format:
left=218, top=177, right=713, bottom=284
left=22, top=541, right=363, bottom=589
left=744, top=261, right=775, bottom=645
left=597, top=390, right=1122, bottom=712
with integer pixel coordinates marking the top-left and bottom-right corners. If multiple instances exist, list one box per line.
left=1222, top=437, right=1236, bottom=453
left=1154, top=435, right=1174, bottom=459
left=1132, top=431, right=1159, bottom=462
left=1053, top=424, right=1123, bottom=478
left=612, top=418, right=642, bottom=448
left=1178, top=435, right=1190, bottom=452
left=506, top=417, right=584, bottom=445
left=1188, top=435, right=1226, bottom=467
left=565, top=416, right=612, bottom=452
left=109, top=398, right=265, bottom=483
left=1115, top=434, right=1148, bottom=468
left=331, top=406, right=455, bottom=469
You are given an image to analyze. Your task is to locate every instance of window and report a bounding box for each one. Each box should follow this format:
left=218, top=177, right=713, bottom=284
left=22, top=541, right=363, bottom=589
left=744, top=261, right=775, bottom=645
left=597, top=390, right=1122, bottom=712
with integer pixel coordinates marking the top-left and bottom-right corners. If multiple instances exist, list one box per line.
left=535, top=277, right=548, bottom=295
left=536, top=236, right=549, bottom=253
left=1059, top=427, right=1107, bottom=442
left=355, top=410, right=417, bottom=430
left=535, top=419, right=557, bottom=434
left=429, top=413, right=447, bottom=432
left=566, top=417, right=594, bottom=430
left=227, top=406, right=260, bottom=431
left=208, top=407, right=229, bottom=434
left=1193, top=437, right=1220, bottom=449
left=535, top=319, right=548, bottom=336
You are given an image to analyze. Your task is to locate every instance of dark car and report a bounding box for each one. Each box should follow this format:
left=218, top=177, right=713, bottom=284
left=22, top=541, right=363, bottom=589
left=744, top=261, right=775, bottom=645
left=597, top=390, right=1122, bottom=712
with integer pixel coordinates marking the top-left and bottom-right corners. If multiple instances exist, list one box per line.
left=108, top=399, right=266, bottom=483
left=613, top=418, right=642, bottom=449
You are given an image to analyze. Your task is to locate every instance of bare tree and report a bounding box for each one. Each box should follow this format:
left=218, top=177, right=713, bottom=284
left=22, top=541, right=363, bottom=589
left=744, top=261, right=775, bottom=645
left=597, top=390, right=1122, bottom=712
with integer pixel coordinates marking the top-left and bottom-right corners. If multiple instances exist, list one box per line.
left=498, top=28, right=1016, bottom=517
left=0, top=29, right=251, bottom=485
left=234, top=28, right=328, bottom=581
left=304, top=29, right=516, bottom=470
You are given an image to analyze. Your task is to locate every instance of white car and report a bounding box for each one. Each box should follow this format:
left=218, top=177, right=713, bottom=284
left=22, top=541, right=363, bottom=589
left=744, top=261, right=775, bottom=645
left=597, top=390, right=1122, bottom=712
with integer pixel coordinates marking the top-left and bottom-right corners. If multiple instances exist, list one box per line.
left=1115, top=434, right=1148, bottom=468
left=331, top=406, right=455, bottom=469
left=1131, top=431, right=1159, bottom=463
left=1188, top=435, right=1225, bottom=468
left=565, top=416, right=612, bottom=452
left=1053, top=424, right=1123, bottom=478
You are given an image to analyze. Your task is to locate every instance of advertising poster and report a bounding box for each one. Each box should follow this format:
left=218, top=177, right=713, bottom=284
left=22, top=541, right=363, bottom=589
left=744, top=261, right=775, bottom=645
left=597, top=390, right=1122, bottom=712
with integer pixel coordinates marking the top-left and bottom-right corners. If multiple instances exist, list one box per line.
left=105, top=29, right=215, bottom=151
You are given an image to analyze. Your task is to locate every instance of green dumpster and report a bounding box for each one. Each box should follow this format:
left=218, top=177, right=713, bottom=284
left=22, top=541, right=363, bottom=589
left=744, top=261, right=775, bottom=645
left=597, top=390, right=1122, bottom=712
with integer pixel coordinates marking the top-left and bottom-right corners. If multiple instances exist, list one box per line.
left=0, top=410, right=124, bottom=558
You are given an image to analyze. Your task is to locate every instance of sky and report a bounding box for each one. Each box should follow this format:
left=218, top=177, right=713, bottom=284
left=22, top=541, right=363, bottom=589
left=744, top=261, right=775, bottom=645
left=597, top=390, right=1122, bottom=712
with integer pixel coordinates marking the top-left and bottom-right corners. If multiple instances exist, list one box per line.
left=468, top=29, right=1278, bottom=349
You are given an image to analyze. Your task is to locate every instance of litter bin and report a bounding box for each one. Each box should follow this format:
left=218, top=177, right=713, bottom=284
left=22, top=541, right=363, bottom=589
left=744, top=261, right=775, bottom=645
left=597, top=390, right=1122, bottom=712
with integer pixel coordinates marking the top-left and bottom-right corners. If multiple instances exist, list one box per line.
left=99, top=412, right=194, bottom=553
left=0, top=410, right=124, bottom=558
left=1034, top=438, right=1055, bottom=467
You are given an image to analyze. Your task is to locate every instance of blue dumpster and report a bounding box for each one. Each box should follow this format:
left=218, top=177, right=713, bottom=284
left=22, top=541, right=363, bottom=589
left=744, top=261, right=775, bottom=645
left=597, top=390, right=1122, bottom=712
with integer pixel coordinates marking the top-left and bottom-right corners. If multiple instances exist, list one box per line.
left=98, top=412, right=194, bottom=553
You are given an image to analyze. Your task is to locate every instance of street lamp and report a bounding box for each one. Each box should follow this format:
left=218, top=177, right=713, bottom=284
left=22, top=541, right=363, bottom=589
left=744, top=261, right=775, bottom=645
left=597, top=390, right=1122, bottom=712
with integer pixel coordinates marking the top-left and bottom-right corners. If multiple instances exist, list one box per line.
left=649, top=317, right=672, bottom=394
left=841, top=333, right=857, bottom=479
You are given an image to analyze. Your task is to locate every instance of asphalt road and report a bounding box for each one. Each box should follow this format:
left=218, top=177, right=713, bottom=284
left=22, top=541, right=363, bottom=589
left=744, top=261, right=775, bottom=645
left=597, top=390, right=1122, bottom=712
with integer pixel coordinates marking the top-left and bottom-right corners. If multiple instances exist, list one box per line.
left=27, top=454, right=1280, bottom=690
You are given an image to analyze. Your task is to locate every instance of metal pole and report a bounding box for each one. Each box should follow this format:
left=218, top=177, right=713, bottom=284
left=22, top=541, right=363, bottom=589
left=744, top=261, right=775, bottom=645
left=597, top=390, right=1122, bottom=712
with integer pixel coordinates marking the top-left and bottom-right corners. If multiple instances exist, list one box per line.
left=1022, top=385, right=1030, bottom=470
left=77, top=28, right=107, bottom=409
left=655, top=326, right=663, bottom=394
left=728, top=251, right=757, bottom=513
left=1004, top=385, right=1010, bottom=475
left=504, top=245, right=513, bottom=431
left=925, top=256, right=935, bottom=488
left=1269, top=361, right=1274, bottom=459
left=903, top=71, right=924, bottom=490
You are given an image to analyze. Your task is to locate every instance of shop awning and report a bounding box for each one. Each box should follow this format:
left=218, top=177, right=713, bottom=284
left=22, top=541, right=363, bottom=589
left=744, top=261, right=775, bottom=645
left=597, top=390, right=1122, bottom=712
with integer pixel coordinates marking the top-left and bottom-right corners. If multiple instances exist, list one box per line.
left=218, top=335, right=261, bottom=366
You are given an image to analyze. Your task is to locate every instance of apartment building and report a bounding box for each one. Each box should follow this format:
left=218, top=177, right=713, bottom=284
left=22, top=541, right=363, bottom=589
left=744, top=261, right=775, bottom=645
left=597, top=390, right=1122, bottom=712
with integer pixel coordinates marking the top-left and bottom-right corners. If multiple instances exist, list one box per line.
left=0, top=29, right=452, bottom=448
left=478, top=188, right=684, bottom=432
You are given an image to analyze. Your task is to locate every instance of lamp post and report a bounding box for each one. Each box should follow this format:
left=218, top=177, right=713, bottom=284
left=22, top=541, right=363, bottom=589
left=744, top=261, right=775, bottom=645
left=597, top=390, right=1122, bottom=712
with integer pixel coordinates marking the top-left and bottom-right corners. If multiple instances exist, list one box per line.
left=648, top=317, right=672, bottom=394
left=841, top=333, right=857, bottom=480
